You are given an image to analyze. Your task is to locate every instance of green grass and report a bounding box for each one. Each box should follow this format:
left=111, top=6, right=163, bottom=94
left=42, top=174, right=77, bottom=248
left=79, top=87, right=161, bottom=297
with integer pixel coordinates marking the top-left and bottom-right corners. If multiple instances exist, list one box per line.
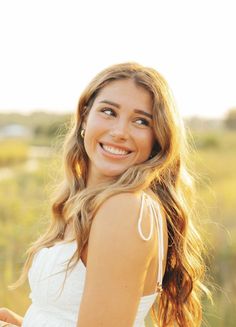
left=0, top=139, right=29, bottom=166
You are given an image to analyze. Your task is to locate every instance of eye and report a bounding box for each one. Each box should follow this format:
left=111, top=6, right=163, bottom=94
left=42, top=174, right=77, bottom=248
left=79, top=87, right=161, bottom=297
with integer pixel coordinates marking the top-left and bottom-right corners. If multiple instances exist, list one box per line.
left=101, top=107, right=116, bottom=117
left=135, top=117, right=150, bottom=126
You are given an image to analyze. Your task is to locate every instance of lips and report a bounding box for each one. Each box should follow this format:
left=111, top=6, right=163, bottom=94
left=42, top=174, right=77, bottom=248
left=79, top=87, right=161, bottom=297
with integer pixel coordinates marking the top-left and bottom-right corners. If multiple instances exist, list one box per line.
left=99, top=142, right=132, bottom=156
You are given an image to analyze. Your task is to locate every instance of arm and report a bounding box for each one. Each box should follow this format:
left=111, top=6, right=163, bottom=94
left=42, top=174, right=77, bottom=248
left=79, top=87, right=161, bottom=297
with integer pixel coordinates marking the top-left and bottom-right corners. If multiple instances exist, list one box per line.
left=0, top=308, right=23, bottom=326
left=76, top=193, right=154, bottom=327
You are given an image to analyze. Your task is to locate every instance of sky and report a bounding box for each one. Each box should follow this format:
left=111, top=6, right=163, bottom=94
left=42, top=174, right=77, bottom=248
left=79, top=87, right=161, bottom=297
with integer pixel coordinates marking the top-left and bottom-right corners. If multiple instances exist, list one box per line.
left=0, top=0, right=235, bottom=119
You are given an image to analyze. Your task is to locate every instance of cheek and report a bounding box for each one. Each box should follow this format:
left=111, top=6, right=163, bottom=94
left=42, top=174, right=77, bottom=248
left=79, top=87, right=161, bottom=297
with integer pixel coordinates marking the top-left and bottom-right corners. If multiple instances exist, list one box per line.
left=84, top=116, right=109, bottom=153
left=86, top=114, right=108, bottom=134
left=135, top=131, right=155, bottom=153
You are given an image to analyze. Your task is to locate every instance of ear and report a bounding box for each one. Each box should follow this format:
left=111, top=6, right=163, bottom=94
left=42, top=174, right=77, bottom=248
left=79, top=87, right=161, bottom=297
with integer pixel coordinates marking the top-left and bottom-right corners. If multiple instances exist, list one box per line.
left=81, top=115, right=88, bottom=130
left=81, top=106, right=89, bottom=129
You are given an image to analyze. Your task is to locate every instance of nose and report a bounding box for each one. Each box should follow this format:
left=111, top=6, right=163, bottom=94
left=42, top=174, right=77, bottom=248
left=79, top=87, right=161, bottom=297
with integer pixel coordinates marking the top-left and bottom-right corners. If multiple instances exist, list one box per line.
left=109, top=119, right=129, bottom=140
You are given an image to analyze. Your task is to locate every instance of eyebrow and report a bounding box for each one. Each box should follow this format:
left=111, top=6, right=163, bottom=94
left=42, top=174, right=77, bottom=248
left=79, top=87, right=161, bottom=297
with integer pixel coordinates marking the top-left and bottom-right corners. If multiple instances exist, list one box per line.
left=99, top=100, right=153, bottom=119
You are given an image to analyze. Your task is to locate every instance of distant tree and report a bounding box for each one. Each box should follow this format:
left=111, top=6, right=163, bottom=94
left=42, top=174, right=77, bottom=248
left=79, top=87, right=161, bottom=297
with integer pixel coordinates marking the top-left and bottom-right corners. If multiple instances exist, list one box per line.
left=224, top=108, right=236, bottom=129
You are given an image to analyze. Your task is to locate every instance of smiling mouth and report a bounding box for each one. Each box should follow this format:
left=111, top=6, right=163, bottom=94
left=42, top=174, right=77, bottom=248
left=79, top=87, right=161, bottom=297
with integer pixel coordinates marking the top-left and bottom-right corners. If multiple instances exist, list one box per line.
left=99, top=143, right=132, bottom=156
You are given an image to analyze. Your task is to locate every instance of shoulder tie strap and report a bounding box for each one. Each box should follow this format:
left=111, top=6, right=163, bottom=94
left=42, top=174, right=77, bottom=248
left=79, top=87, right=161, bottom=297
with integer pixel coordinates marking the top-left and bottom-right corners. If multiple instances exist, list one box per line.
left=137, top=192, right=165, bottom=288
left=137, top=192, right=154, bottom=241
left=148, top=197, right=164, bottom=287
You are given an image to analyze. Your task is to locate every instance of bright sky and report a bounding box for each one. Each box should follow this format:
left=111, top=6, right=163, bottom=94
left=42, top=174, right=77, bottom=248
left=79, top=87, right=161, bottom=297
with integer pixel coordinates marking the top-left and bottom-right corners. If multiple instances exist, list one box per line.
left=0, top=0, right=235, bottom=119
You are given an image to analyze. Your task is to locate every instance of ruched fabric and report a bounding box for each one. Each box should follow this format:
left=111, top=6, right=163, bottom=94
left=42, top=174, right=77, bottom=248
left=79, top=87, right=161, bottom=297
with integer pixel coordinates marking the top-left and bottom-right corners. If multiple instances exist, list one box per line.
left=22, top=193, right=164, bottom=327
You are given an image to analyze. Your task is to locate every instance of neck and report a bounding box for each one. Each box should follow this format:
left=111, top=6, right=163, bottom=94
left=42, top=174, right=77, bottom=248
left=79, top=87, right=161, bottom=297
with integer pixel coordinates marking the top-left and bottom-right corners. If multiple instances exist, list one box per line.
left=86, top=170, right=117, bottom=188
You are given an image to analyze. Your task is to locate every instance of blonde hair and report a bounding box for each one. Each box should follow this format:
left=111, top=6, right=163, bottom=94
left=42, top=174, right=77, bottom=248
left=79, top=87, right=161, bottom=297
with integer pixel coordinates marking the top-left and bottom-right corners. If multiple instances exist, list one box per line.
left=12, top=62, right=210, bottom=326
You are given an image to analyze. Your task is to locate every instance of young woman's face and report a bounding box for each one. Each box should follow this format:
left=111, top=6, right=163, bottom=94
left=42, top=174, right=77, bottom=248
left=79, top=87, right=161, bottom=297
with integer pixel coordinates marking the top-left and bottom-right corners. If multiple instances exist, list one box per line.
left=83, top=79, right=155, bottom=186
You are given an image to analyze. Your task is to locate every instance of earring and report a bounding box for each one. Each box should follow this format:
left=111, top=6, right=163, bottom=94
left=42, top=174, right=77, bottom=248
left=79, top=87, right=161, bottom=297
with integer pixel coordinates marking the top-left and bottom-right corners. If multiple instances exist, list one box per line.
left=81, top=129, right=85, bottom=138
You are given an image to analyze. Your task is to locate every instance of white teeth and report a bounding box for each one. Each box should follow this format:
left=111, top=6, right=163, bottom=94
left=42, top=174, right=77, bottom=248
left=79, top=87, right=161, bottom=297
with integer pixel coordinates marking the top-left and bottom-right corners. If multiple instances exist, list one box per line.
left=102, top=144, right=129, bottom=155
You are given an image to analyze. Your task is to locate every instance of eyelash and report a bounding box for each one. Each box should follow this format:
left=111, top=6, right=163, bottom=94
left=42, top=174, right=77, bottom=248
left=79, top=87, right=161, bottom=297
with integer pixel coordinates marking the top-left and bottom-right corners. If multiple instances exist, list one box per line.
left=101, top=108, right=115, bottom=116
left=100, top=107, right=150, bottom=127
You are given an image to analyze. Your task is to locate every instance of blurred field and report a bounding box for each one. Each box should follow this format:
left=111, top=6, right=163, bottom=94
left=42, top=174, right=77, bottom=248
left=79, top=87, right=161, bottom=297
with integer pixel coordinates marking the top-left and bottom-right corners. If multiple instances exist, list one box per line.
left=0, top=140, right=29, bottom=166
left=0, top=129, right=235, bottom=326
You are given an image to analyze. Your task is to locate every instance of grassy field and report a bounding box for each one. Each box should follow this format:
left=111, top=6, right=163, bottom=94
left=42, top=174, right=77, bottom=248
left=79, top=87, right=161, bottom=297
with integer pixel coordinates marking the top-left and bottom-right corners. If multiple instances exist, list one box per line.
left=0, top=139, right=29, bottom=166
left=0, top=129, right=235, bottom=326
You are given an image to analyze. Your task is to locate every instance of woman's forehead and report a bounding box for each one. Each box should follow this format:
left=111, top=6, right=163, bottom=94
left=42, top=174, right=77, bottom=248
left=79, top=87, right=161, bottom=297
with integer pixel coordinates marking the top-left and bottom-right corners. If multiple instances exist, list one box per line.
left=93, top=79, right=153, bottom=113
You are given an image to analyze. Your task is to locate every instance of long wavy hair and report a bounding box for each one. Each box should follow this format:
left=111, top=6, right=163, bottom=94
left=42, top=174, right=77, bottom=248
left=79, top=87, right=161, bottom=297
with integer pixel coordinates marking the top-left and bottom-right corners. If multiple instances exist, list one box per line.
left=12, top=62, right=210, bottom=326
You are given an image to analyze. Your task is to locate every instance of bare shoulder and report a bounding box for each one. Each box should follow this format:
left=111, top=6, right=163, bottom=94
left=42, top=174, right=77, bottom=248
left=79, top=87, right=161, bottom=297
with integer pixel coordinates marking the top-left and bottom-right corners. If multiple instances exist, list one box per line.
left=94, top=192, right=142, bottom=223
left=88, top=192, right=154, bottom=267
left=96, top=192, right=142, bottom=215
left=92, top=192, right=154, bottom=241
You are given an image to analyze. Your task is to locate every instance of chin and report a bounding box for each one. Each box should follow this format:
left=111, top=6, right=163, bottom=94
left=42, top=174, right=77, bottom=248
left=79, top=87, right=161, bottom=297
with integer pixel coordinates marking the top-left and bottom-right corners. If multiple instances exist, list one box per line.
left=103, top=170, right=125, bottom=178
left=99, top=166, right=129, bottom=179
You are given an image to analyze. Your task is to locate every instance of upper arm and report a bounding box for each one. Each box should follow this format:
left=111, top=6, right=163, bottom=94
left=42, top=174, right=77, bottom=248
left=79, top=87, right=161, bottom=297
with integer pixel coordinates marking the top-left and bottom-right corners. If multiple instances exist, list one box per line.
left=76, top=192, right=154, bottom=327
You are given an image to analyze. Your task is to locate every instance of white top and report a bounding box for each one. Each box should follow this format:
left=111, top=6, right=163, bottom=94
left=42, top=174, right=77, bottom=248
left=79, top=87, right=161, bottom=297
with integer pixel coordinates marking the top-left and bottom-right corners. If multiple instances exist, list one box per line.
left=22, top=192, right=165, bottom=327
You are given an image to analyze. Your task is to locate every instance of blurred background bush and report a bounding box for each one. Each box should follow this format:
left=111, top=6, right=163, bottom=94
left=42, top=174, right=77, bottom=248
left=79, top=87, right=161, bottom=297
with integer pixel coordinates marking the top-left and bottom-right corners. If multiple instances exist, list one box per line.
left=0, top=109, right=235, bottom=326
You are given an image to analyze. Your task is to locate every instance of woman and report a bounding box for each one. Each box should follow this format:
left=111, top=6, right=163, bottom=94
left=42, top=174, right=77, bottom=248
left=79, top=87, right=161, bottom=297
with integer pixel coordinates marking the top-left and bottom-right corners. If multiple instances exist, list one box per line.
left=0, top=62, right=209, bottom=326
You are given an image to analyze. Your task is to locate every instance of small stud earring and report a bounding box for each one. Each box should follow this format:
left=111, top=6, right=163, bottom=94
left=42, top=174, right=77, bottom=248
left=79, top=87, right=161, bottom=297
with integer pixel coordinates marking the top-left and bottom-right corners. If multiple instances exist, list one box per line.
left=81, top=129, right=85, bottom=138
